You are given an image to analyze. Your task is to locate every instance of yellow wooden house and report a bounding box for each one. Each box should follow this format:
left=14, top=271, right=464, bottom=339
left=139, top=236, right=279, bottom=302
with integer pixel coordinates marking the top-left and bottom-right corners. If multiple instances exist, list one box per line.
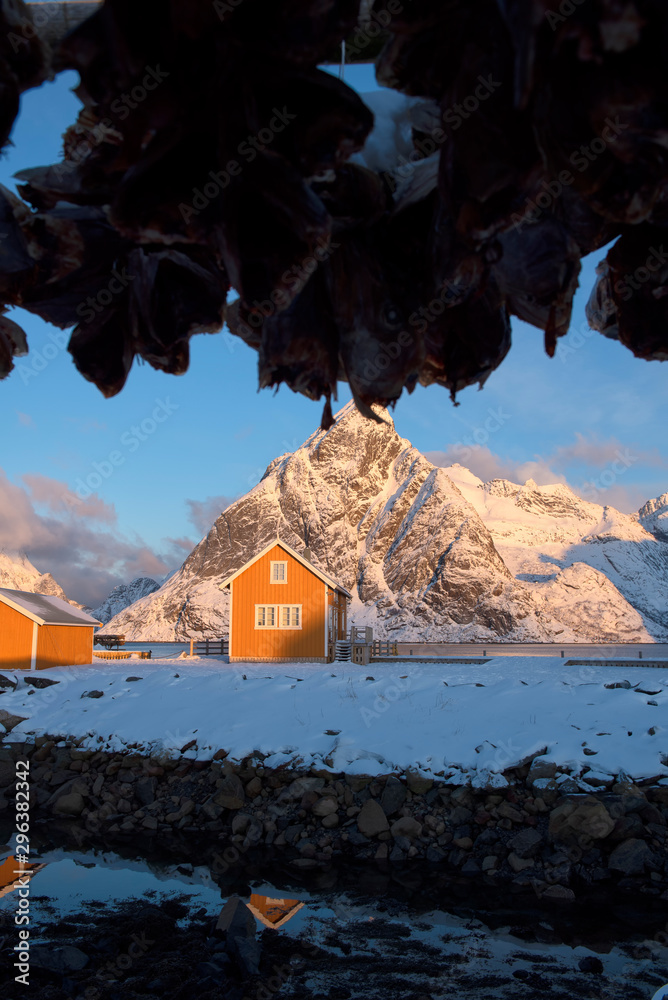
left=219, top=539, right=351, bottom=662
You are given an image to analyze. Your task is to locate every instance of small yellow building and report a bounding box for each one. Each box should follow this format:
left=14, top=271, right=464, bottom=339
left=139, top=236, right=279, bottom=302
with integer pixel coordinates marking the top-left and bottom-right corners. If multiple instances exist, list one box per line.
left=220, top=539, right=350, bottom=663
left=0, top=588, right=100, bottom=670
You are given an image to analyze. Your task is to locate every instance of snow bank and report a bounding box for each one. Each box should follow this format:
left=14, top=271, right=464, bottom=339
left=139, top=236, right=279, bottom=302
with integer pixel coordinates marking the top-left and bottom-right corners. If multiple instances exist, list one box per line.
left=1, top=657, right=667, bottom=783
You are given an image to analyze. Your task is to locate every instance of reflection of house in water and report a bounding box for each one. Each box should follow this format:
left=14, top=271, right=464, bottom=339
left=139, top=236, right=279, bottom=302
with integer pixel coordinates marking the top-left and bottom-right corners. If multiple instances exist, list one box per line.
left=247, top=893, right=305, bottom=929
left=0, top=856, right=45, bottom=900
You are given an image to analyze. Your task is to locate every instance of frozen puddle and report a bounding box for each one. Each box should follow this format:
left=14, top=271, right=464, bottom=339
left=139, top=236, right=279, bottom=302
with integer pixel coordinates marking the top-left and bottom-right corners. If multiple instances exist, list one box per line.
left=0, top=845, right=666, bottom=998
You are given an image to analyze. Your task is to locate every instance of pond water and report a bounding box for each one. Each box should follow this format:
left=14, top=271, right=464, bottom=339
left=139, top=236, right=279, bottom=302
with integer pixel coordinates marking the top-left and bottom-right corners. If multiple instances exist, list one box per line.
left=1, top=831, right=666, bottom=1000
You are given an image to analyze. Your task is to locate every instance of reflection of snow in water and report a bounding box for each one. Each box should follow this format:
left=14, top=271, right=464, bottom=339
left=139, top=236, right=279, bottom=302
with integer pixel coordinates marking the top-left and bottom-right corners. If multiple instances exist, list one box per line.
left=1, top=845, right=666, bottom=997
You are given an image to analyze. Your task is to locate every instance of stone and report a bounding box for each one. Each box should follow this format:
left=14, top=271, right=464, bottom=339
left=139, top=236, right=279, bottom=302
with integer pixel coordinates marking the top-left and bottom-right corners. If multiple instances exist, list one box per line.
left=0, top=709, right=27, bottom=732
left=426, top=846, right=446, bottom=863
left=579, top=956, right=604, bottom=974
left=527, top=758, right=557, bottom=782
left=508, top=852, right=534, bottom=873
left=405, top=770, right=433, bottom=795
left=231, top=813, right=252, bottom=835
left=245, top=776, right=262, bottom=798
left=608, top=838, right=655, bottom=875
left=0, top=674, right=17, bottom=690
left=449, top=805, right=473, bottom=825
left=142, top=815, right=158, bottom=830
left=321, top=814, right=339, bottom=829
left=312, top=796, right=338, bottom=817
left=233, top=937, right=262, bottom=976
left=213, top=774, right=245, bottom=810
left=482, top=855, right=497, bottom=871
left=286, top=776, right=325, bottom=799
left=509, top=828, right=543, bottom=858
left=541, top=885, right=575, bottom=901
left=81, top=690, right=104, bottom=699
left=216, top=896, right=256, bottom=938
left=453, top=836, right=473, bottom=850
left=24, top=676, right=59, bottom=688
left=135, top=776, right=157, bottom=805
left=380, top=775, right=406, bottom=816
left=345, top=774, right=371, bottom=792
left=461, top=859, right=481, bottom=876
left=357, top=799, right=389, bottom=838
left=390, top=816, right=422, bottom=840
left=347, top=828, right=370, bottom=845
left=31, top=945, right=88, bottom=972
left=244, top=818, right=264, bottom=846
left=497, top=802, right=523, bottom=823
left=549, top=797, right=615, bottom=844
left=53, top=792, right=85, bottom=816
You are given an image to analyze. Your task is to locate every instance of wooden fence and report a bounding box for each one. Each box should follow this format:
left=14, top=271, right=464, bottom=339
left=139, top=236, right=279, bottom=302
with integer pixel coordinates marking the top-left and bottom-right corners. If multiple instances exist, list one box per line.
left=190, top=638, right=229, bottom=656
left=372, top=639, right=398, bottom=657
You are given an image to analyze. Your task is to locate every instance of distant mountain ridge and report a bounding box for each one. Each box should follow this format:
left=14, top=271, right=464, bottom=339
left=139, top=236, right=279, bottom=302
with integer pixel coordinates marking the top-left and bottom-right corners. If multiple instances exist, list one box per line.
left=0, top=552, right=78, bottom=606
left=91, top=578, right=160, bottom=625
left=103, top=402, right=668, bottom=643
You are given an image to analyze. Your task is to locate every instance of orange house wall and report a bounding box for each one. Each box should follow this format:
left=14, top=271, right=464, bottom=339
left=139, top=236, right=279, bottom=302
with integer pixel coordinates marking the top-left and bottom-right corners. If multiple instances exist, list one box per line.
left=0, top=602, right=34, bottom=670
left=36, top=626, right=94, bottom=668
left=230, top=545, right=326, bottom=660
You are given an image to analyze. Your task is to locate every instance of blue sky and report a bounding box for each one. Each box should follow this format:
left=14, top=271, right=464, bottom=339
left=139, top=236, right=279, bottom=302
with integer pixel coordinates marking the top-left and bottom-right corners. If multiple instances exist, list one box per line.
left=0, top=65, right=666, bottom=604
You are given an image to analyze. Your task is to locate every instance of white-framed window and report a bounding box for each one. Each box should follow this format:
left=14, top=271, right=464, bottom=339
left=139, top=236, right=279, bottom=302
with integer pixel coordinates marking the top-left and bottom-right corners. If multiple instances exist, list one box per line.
left=270, top=560, right=287, bottom=583
left=255, top=605, right=276, bottom=628
left=280, top=605, right=301, bottom=629
left=254, top=604, right=302, bottom=629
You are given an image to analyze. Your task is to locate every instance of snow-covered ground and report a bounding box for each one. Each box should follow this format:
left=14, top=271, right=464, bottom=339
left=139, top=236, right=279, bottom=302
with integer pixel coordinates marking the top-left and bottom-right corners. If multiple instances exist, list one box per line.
left=1, top=657, right=667, bottom=784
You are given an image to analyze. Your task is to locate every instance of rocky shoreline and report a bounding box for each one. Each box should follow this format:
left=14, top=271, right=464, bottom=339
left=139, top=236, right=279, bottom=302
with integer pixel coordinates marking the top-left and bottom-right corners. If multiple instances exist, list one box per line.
left=1, top=735, right=666, bottom=900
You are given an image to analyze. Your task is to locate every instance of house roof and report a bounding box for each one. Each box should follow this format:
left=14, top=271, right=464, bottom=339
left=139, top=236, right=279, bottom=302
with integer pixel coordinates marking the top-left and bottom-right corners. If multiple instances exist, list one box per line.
left=247, top=894, right=305, bottom=929
left=219, top=539, right=352, bottom=598
left=0, top=588, right=101, bottom=627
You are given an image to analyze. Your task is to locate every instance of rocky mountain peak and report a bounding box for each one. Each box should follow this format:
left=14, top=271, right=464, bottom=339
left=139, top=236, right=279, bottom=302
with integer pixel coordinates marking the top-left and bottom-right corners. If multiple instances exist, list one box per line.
left=103, top=406, right=668, bottom=643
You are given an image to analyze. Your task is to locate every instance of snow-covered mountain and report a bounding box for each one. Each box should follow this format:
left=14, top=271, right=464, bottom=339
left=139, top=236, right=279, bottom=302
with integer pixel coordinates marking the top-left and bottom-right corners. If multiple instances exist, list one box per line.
left=91, top=578, right=160, bottom=625
left=0, top=552, right=75, bottom=604
left=105, top=403, right=668, bottom=642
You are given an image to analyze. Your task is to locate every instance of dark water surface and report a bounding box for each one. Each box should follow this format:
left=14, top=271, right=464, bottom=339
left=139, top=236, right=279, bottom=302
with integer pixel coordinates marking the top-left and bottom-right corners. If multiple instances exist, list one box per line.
left=0, top=826, right=666, bottom=1000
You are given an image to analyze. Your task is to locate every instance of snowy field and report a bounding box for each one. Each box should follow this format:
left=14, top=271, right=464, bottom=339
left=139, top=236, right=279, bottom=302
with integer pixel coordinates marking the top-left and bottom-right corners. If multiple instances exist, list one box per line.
left=1, top=657, right=667, bottom=784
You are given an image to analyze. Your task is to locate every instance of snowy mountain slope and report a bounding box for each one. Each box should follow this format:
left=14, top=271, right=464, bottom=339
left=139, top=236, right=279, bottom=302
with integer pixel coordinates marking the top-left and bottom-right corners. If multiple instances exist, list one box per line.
left=0, top=552, right=75, bottom=605
left=91, top=578, right=160, bottom=625
left=638, top=492, right=668, bottom=541
left=443, top=467, right=667, bottom=639
left=105, top=403, right=667, bottom=642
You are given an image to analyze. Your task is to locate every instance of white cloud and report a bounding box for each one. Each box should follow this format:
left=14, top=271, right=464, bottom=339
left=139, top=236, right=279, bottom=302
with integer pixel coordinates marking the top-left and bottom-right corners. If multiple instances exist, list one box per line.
left=0, top=469, right=182, bottom=606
